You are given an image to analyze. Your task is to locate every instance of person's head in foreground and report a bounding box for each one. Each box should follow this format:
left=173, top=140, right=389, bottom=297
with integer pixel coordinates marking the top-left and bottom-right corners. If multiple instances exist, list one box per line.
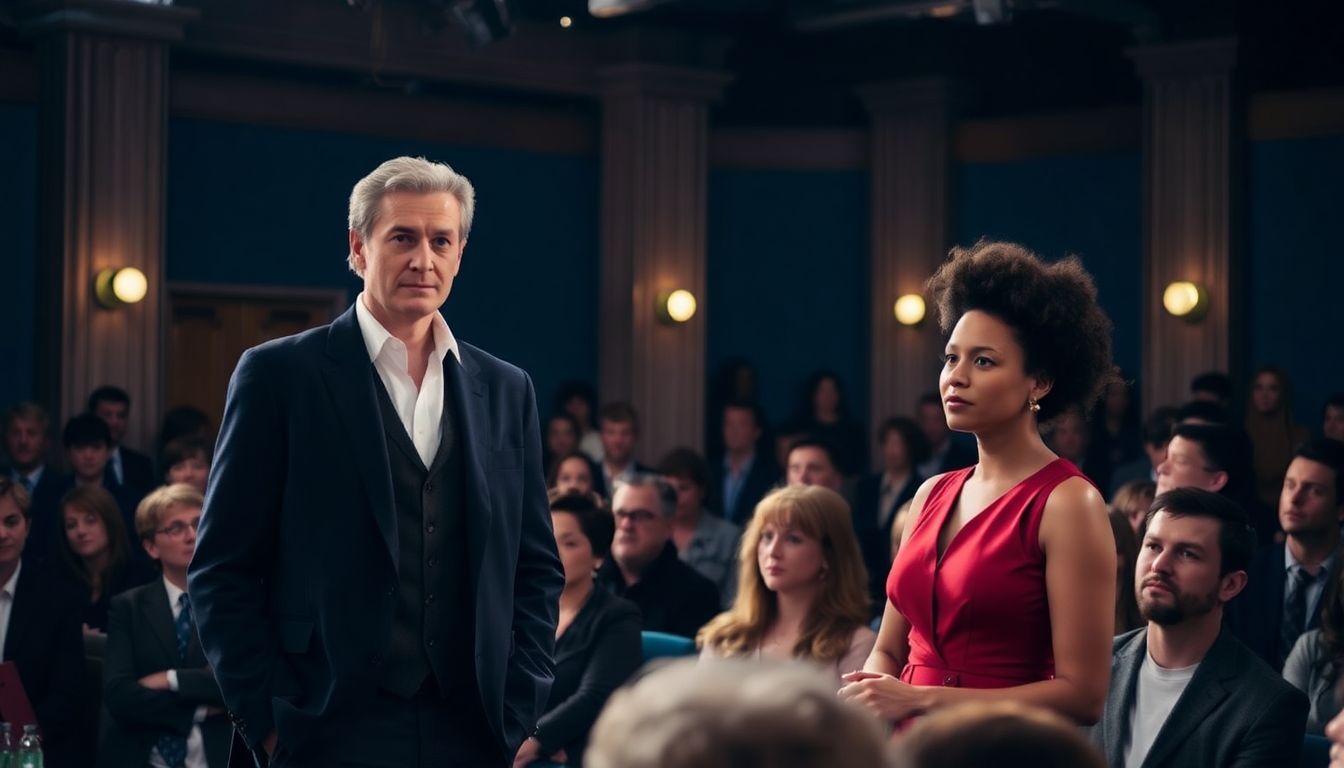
left=893, top=700, right=1105, bottom=768
left=585, top=658, right=890, bottom=768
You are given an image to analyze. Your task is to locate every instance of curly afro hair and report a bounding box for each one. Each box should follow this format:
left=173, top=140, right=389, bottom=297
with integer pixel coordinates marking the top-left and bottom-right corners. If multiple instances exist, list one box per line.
left=926, top=240, right=1117, bottom=422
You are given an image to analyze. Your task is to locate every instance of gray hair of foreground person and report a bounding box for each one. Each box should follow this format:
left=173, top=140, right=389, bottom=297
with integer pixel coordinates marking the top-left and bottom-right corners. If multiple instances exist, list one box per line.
left=893, top=700, right=1106, bottom=768
left=585, top=658, right=891, bottom=768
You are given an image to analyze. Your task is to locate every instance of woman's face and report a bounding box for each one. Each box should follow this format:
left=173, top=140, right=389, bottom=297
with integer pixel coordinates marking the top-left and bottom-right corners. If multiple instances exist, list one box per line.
left=1251, top=372, right=1282, bottom=415
left=940, top=310, right=1046, bottom=435
left=552, top=511, right=599, bottom=588
left=813, top=377, right=841, bottom=417
left=63, top=506, right=109, bottom=560
left=757, top=521, right=826, bottom=595
left=554, top=456, right=593, bottom=496
left=167, top=454, right=209, bottom=493
left=881, top=430, right=909, bottom=473
left=546, top=418, right=579, bottom=456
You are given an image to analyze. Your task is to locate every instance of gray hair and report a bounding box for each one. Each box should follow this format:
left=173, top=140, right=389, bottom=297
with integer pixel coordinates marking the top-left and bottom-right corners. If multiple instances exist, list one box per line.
left=613, top=473, right=677, bottom=518
left=346, top=156, right=476, bottom=276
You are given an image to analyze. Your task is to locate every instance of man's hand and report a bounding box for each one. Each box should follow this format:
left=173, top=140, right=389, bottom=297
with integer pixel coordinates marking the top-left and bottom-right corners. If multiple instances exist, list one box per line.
left=138, top=671, right=172, bottom=690
left=512, top=736, right=542, bottom=767
left=263, top=731, right=278, bottom=759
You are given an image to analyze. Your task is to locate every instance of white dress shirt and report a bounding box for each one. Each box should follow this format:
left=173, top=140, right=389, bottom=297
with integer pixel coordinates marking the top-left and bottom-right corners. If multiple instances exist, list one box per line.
left=109, top=446, right=125, bottom=485
left=354, top=292, right=460, bottom=468
left=0, top=562, right=21, bottom=660
left=150, top=577, right=208, bottom=768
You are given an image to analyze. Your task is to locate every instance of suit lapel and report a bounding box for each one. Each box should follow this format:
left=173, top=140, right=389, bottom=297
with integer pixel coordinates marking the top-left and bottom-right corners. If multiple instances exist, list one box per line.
left=1141, top=630, right=1235, bottom=768
left=142, top=582, right=179, bottom=660
left=321, top=307, right=399, bottom=566
left=1106, top=629, right=1147, bottom=767
left=3, top=566, right=35, bottom=661
left=445, top=346, right=493, bottom=594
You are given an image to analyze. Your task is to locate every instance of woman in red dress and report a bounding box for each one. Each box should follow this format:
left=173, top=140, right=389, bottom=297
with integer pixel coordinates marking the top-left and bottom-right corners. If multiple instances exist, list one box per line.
left=840, top=241, right=1117, bottom=725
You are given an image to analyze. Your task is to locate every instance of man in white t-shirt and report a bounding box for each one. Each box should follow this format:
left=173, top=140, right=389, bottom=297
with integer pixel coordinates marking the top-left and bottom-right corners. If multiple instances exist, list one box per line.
left=1087, top=487, right=1307, bottom=767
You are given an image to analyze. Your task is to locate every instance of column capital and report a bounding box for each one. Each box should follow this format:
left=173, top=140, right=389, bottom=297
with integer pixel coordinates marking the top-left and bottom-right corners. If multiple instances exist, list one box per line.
left=1128, top=37, right=1237, bottom=80
left=17, top=0, right=198, bottom=42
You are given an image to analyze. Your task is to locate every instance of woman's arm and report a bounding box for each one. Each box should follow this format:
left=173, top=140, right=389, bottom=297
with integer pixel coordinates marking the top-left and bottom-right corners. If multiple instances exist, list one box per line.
left=862, top=476, right=938, bottom=676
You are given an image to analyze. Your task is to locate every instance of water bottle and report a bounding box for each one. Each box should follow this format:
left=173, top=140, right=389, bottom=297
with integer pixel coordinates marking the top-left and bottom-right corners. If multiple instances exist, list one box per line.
left=0, top=722, right=14, bottom=768
left=15, top=725, right=39, bottom=768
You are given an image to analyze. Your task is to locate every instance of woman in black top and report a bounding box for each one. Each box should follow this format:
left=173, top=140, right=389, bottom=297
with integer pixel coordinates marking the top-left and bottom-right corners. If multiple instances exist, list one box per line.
left=513, top=492, right=641, bottom=767
left=57, top=484, right=153, bottom=634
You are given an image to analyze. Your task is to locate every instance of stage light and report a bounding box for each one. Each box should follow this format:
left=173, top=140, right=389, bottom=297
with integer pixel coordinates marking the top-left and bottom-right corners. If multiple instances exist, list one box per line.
left=657, top=289, right=697, bottom=324
left=1162, top=281, right=1208, bottom=321
left=894, top=294, right=926, bottom=326
left=94, top=268, right=148, bottom=309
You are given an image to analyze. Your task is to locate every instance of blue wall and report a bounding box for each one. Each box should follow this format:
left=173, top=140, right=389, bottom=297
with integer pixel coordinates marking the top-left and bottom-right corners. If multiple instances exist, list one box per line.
left=707, top=168, right=870, bottom=432
left=166, top=118, right=601, bottom=413
left=1248, top=136, right=1344, bottom=427
left=955, top=151, right=1143, bottom=382
left=0, top=102, right=37, bottom=410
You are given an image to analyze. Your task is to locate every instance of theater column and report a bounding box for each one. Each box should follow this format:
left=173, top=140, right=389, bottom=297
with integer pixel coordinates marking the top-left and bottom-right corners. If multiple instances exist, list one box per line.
left=20, top=1, right=195, bottom=448
left=599, top=63, right=729, bottom=461
left=1131, top=39, right=1243, bottom=412
left=859, top=80, right=955, bottom=444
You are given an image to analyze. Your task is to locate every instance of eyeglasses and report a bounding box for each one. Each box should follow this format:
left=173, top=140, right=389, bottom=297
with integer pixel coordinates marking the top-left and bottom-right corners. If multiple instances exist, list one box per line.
left=613, top=509, right=660, bottom=525
left=156, top=518, right=201, bottom=538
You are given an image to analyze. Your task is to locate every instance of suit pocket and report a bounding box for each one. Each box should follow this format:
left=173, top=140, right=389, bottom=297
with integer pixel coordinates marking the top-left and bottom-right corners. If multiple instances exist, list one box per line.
left=279, top=620, right=313, bottom=655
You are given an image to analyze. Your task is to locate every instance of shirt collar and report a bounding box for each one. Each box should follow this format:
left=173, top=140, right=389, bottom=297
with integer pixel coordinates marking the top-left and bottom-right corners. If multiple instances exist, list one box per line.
left=1, top=561, right=21, bottom=599
left=354, top=291, right=460, bottom=366
left=1284, top=545, right=1337, bottom=577
left=163, top=575, right=185, bottom=607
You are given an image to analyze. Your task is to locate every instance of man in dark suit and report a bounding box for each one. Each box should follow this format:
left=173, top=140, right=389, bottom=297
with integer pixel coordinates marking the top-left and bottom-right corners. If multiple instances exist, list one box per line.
left=852, top=417, right=927, bottom=613
left=707, top=401, right=779, bottom=525
left=88, top=385, right=157, bottom=501
left=189, top=156, right=564, bottom=768
left=1227, top=438, right=1344, bottom=671
left=913, top=393, right=976, bottom=478
left=0, top=477, right=86, bottom=768
left=1087, top=488, right=1307, bottom=767
left=2, top=402, right=65, bottom=563
left=101, top=483, right=229, bottom=768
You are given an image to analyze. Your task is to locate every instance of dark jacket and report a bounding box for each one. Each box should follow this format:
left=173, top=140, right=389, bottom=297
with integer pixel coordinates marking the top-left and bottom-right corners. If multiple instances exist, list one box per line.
left=1086, top=627, right=1308, bottom=767
left=851, top=470, right=921, bottom=614
left=98, top=580, right=230, bottom=768
left=597, top=542, right=719, bottom=639
left=707, top=451, right=780, bottom=526
left=534, top=588, right=641, bottom=765
left=1226, top=541, right=1335, bottom=670
left=188, top=306, right=564, bottom=764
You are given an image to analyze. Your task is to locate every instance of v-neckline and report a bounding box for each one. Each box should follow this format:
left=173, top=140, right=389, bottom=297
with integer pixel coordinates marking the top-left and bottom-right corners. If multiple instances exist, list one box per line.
left=935, top=458, right=1062, bottom=566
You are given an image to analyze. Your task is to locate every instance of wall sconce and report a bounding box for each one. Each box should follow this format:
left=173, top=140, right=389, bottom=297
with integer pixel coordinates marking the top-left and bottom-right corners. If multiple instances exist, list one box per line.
left=1162, top=281, right=1208, bottom=322
left=656, top=289, right=697, bottom=325
left=893, top=294, right=926, bottom=326
left=94, top=267, right=148, bottom=309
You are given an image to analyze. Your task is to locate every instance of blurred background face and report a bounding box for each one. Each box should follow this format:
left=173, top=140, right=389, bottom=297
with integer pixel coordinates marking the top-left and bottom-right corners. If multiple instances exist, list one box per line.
left=1049, top=412, right=1089, bottom=463
left=881, top=430, right=909, bottom=473
left=786, top=447, right=843, bottom=492
left=551, top=511, right=599, bottom=589
left=611, top=485, right=671, bottom=571
left=600, top=419, right=637, bottom=466
left=143, top=503, right=200, bottom=572
left=554, top=456, right=593, bottom=495
left=1155, top=436, right=1225, bottom=496
left=1279, top=456, right=1342, bottom=537
left=757, top=521, right=825, bottom=594
left=63, top=505, right=109, bottom=559
left=1326, top=406, right=1344, bottom=441
left=167, top=455, right=210, bottom=493
left=812, top=377, right=840, bottom=418
left=69, top=442, right=110, bottom=482
left=5, top=417, right=48, bottom=471
left=1251, top=372, right=1283, bottom=415
left=667, top=475, right=704, bottom=517
left=93, top=400, right=129, bottom=445
left=564, top=396, right=591, bottom=429
left=0, top=494, right=29, bottom=568
left=547, top=416, right=579, bottom=457
left=1105, top=382, right=1129, bottom=419
left=917, top=402, right=947, bottom=449
left=722, top=407, right=760, bottom=455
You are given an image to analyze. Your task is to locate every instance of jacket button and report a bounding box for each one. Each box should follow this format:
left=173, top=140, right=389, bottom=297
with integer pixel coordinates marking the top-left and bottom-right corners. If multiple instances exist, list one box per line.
left=424, top=482, right=434, bottom=493
left=427, top=557, right=438, bottom=568
left=942, top=674, right=958, bottom=686
left=426, top=522, right=436, bottom=534
left=371, top=655, right=382, bottom=666
left=425, top=593, right=435, bottom=605
left=427, top=639, right=436, bottom=648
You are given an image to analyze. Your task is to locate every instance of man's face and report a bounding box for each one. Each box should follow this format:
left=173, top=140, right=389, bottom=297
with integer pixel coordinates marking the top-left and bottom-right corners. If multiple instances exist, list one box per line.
left=600, top=419, right=637, bottom=466
left=722, top=407, right=760, bottom=455
left=881, top=431, right=909, bottom=473
left=4, top=417, right=48, bottom=472
left=1136, top=510, right=1240, bottom=626
left=69, top=442, right=111, bottom=483
left=1280, top=457, right=1343, bottom=537
left=349, top=190, right=464, bottom=329
left=1155, top=436, right=1226, bottom=496
left=93, top=400, right=129, bottom=446
left=667, top=475, right=704, bottom=516
left=917, top=402, right=947, bottom=449
left=143, top=503, right=201, bottom=573
left=786, top=446, right=843, bottom=492
left=167, top=455, right=210, bottom=494
left=0, top=494, right=30, bottom=568
left=1324, top=406, right=1344, bottom=442
left=610, top=485, right=671, bottom=574
left=1049, top=412, right=1088, bottom=462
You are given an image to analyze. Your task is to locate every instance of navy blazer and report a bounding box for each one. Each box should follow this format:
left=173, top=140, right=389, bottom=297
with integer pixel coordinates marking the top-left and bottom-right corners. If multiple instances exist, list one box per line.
left=851, top=471, right=921, bottom=614
left=188, top=306, right=564, bottom=763
left=707, top=452, right=780, bottom=526
left=1226, top=541, right=1335, bottom=670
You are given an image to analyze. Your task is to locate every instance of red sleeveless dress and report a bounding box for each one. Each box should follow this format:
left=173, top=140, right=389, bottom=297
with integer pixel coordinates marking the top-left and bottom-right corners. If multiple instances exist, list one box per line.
left=886, top=458, right=1087, bottom=688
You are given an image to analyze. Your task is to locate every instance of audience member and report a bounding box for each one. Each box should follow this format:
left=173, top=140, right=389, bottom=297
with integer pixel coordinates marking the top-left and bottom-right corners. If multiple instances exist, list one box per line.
left=659, top=448, right=741, bottom=609
left=1086, top=488, right=1307, bottom=767
left=1284, top=558, right=1344, bottom=735
left=1112, top=478, right=1157, bottom=538
left=1176, top=399, right=1231, bottom=426
left=1328, top=708, right=1344, bottom=768
left=162, top=435, right=213, bottom=493
left=44, top=414, right=139, bottom=556
left=155, top=406, right=211, bottom=470
left=596, top=474, right=719, bottom=638
left=1047, top=406, right=1109, bottom=491
left=548, top=451, right=602, bottom=498
left=586, top=658, right=890, bottom=768
left=0, top=477, right=86, bottom=768
left=1190, top=371, right=1235, bottom=411
left=56, top=485, right=154, bottom=634
left=544, top=412, right=582, bottom=479
left=1246, top=366, right=1312, bottom=507
left=772, top=424, right=806, bottom=479
left=914, top=392, right=977, bottom=477
left=1109, top=406, right=1177, bottom=496
left=704, top=359, right=763, bottom=463
left=1086, top=377, right=1142, bottom=493
left=1325, top=394, right=1344, bottom=442
left=790, top=371, right=866, bottom=477
left=88, top=385, right=156, bottom=499
left=785, top=436, right=845, bottom=494
left=853, top=417, right=927, bottom=613
left=99, top=484, right=228, bottom=768
left=698, top=486, right=875, bottom=682
left=2, top=402, right=63, bottom=561
left=513, top=492, right=639, bottom=768
left=1108, top=510, right=1144, bottom=634
left=1156, top=422, right=1266, bottom=540
left=597, top=402, right=649, bottom=491
left=557, top=381, right=604, bottom=464
left=707, top=401, right=779, bottom=525
left=1229, top=438, right=1344, bottom=670
left=895, top=700, right=1106, bottom=768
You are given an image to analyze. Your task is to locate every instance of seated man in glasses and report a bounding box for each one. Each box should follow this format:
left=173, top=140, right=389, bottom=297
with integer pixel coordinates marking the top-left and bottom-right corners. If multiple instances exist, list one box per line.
left=99, top=484, right=229, bottom=768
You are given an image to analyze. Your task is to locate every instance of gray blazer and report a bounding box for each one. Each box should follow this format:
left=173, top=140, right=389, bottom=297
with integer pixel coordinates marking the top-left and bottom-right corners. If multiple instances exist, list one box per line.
left=1086, top=627, right=1308, bottom=767
left=1283, top=628, right=1340, bottom=735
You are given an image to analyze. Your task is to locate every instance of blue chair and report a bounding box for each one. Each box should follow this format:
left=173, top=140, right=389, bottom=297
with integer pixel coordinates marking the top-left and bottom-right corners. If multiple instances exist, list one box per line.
left=1302, top=734, right=1329, bottom=768
left=641, top=631, right=696, bottom=662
